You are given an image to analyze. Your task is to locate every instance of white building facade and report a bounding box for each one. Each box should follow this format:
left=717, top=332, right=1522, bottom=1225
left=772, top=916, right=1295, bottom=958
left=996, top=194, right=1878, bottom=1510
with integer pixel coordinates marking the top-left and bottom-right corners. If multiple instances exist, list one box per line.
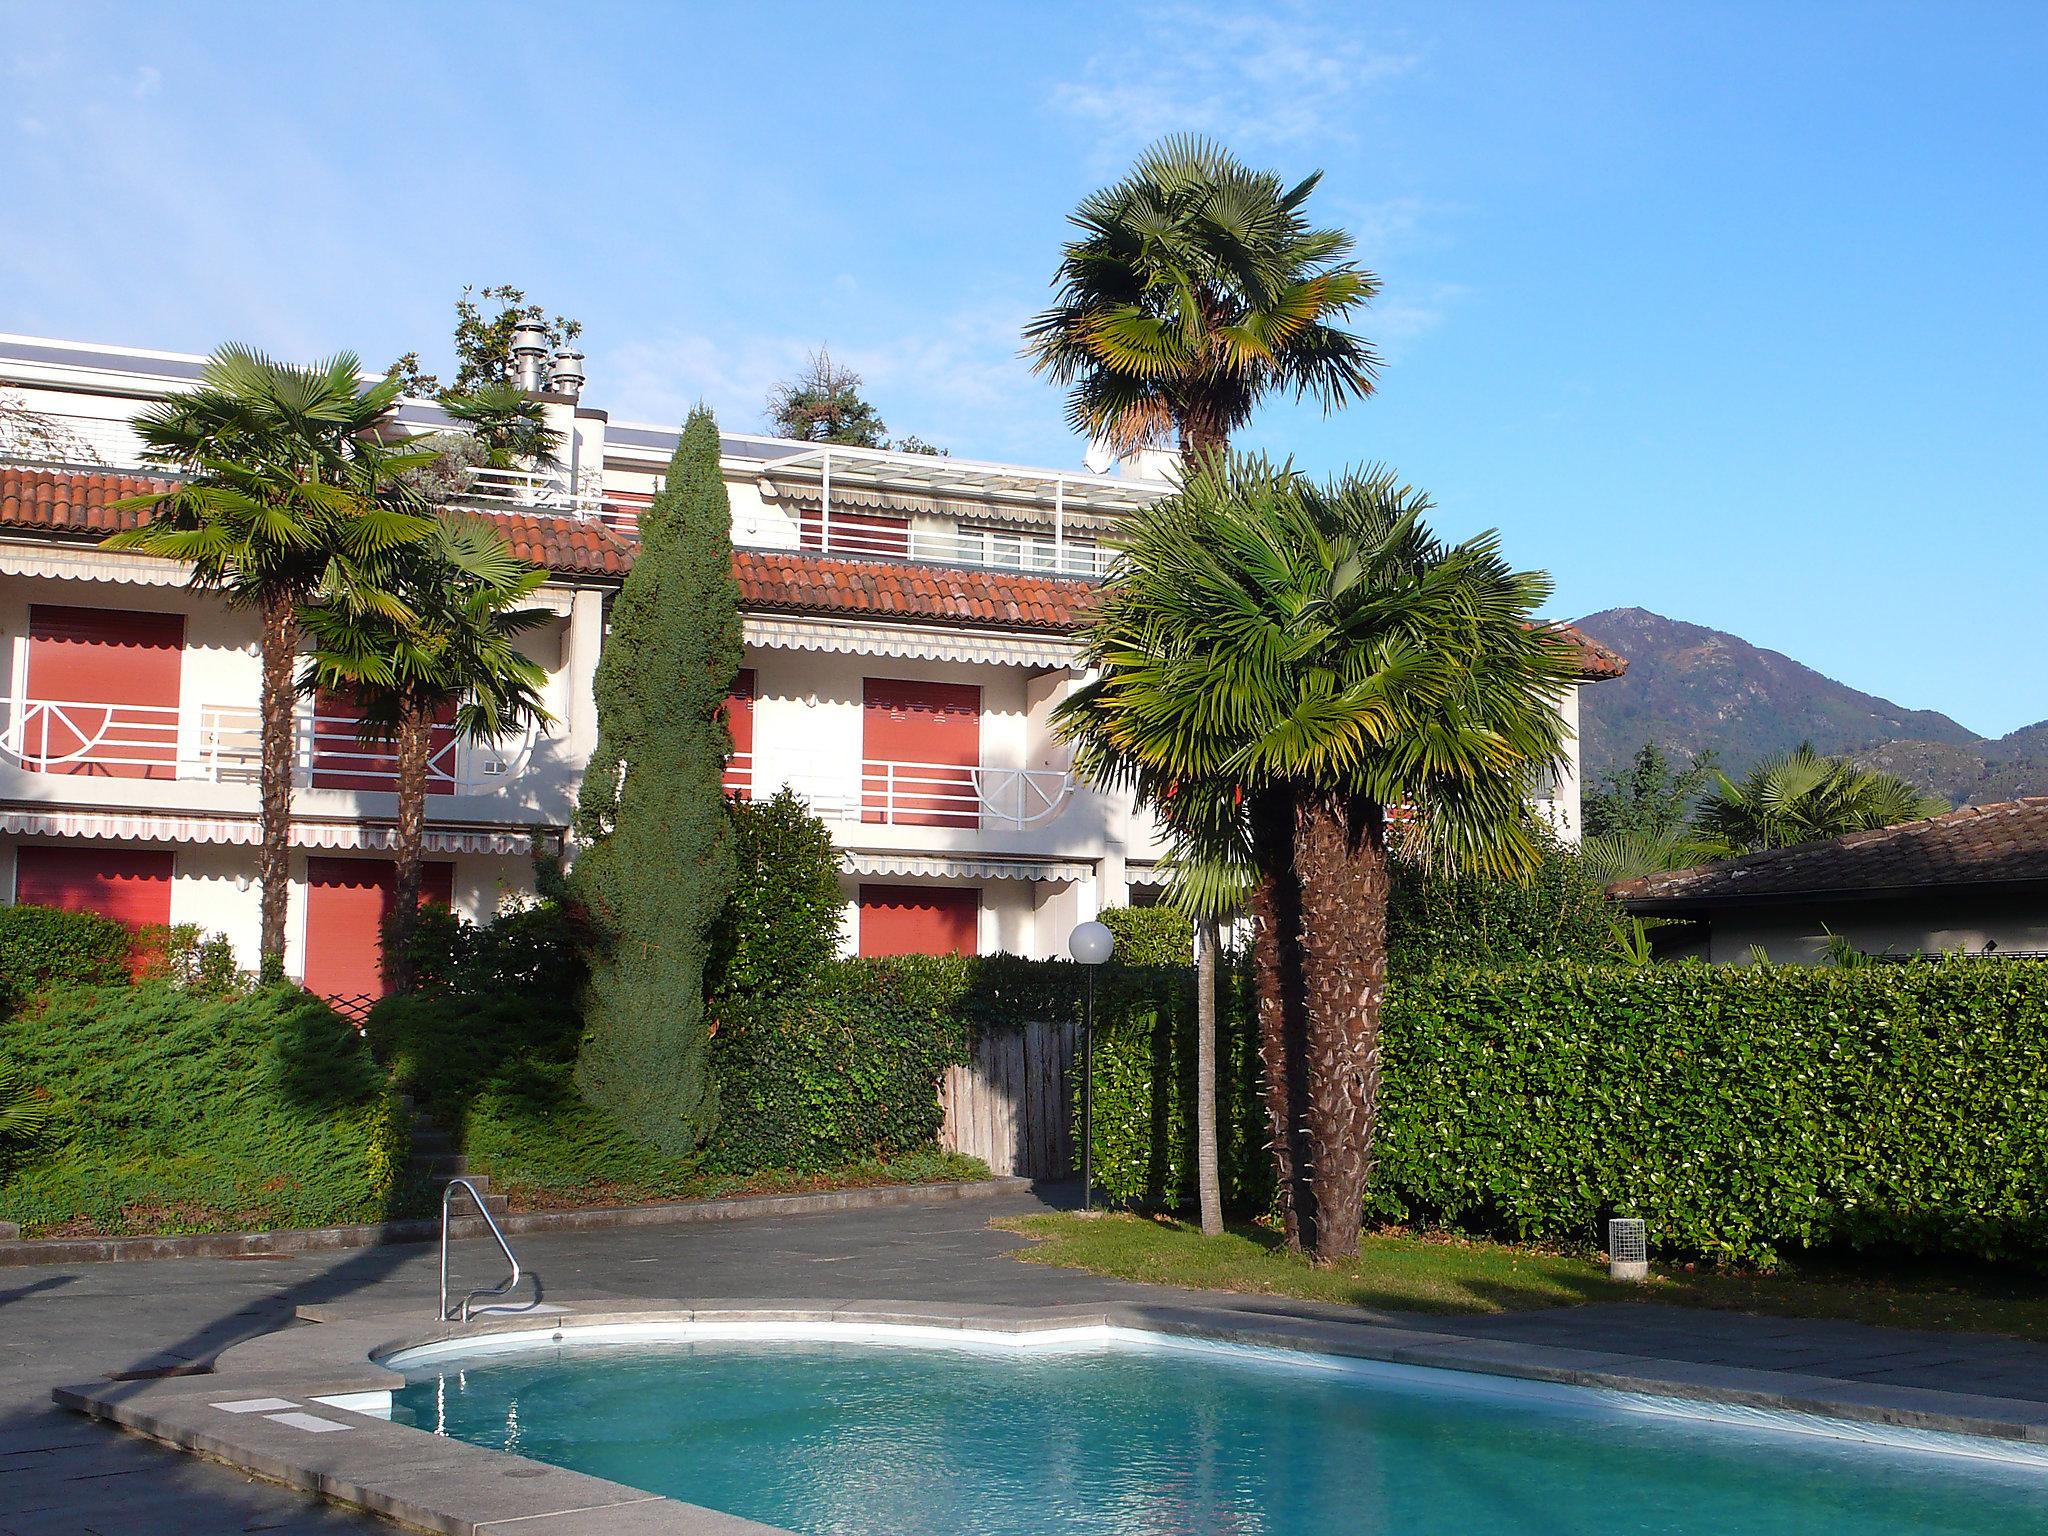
left=0, top=333, right=1623, bottom=1009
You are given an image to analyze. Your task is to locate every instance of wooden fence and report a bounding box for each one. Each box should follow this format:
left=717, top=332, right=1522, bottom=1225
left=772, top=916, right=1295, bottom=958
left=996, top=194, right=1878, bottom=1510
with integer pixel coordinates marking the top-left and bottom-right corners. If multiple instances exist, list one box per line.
left=939, top=1020, right=1077, bottom=1179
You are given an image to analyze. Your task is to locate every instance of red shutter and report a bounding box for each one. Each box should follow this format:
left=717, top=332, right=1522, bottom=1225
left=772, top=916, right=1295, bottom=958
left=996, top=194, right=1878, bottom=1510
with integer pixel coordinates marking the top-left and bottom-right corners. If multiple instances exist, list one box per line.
left=801, top=508, right=910, bottom=559
left=724, top=668, right=755, bottom=799
left=302, top=857, right=454, bottom=1005
left=861, top=678, right=980, bottom=826
left=23, top=606, right=184, bottom=780
left=13, top=845, right=174, bottom=928
left=857, top=884, right=979, bottom=957
left=309, top=694, right=458, bottom=793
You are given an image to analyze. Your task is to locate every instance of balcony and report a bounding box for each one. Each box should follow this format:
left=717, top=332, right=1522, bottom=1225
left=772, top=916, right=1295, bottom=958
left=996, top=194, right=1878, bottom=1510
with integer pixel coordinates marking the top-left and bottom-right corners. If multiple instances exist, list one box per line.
left=0, top=695, right=537, bottom=796
left=729, top=752, right=1075, bottom=831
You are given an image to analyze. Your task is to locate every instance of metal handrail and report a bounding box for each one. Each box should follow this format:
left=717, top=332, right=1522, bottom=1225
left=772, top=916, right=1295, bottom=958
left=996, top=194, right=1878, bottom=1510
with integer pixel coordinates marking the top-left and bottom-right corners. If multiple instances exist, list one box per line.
left=438, top=1178, right=525, bottom=1323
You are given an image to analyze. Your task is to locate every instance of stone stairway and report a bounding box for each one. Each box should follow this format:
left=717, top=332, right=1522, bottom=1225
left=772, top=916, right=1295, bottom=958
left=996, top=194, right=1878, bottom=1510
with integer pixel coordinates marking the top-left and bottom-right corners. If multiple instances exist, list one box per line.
left=403, top=1103, right=510, bottom=1224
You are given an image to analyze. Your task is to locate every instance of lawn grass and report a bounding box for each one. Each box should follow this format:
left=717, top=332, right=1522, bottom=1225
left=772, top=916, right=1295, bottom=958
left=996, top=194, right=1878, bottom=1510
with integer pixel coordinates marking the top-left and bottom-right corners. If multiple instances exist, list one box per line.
left=993, top=1212, right=2048, bottom=1341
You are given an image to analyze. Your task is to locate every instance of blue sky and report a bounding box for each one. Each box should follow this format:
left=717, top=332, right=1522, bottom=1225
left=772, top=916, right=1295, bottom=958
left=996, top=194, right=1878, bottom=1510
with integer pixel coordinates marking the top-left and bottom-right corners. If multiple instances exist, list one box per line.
left=5, top=2, right=2044, bottom=734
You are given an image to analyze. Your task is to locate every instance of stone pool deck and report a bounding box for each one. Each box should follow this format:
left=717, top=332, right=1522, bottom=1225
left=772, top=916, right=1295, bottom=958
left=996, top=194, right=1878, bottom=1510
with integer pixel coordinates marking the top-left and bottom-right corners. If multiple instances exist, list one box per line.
left=6, top=1183, right=2048, bottom=1533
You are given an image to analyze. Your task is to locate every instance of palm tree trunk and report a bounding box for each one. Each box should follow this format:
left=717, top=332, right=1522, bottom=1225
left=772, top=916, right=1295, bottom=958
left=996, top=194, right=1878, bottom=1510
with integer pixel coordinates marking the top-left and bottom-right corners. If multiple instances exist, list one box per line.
left=1249, top=789, right=1312, bottom=1252
left=1194, top=914, right=1224, bottom=1237
left=256, top=590, right=296, bottom=982
left=387, top=700, right=431, bottom=995
left=1291, top=790, right=1388, bottom=1264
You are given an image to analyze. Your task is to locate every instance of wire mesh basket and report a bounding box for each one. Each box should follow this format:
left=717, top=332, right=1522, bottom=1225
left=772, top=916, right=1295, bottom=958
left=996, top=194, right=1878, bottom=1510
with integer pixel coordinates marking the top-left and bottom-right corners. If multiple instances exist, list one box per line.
left=1608, top=1217, right=1649, bottom=1282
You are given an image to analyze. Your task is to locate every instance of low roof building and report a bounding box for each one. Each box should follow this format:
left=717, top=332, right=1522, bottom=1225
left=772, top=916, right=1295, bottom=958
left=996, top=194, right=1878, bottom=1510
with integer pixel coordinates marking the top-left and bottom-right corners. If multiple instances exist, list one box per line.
left=1610, top=798, right=2048, bottom=962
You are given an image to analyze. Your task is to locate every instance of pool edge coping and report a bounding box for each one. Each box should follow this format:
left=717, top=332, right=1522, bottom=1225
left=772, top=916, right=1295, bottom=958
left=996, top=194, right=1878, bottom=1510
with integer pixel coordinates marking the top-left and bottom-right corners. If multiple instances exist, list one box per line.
left=55, top=1298, right=2048, bottom=1534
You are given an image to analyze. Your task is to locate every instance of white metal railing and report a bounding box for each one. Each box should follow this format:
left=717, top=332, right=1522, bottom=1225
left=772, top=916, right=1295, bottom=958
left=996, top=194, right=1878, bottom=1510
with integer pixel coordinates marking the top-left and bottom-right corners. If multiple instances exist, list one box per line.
left=727, top=752, right=1075, bottom=830
left=446, top=464, right=607, bottom=520
left=777, top=509, right=1113, bottom=577
left=0, top=695, right=537, bottom=794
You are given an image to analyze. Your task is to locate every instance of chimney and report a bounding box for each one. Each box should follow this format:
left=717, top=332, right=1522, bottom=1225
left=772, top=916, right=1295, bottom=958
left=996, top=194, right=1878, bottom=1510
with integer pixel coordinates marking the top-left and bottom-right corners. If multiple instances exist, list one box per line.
left=549, top=348, right=586, bottom=400
left=509, top=319, right=550, bottom=393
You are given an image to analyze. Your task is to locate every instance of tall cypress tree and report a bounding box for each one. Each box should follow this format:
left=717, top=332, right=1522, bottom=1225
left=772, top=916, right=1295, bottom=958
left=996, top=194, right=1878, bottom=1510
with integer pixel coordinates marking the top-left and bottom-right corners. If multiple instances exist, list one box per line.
left=571, top=407, right=740, bottom=1151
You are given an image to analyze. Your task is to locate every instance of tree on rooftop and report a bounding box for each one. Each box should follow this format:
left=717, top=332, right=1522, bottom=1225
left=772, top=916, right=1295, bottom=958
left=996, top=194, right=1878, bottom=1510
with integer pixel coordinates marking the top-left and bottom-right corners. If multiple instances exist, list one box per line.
left=106, top=346, right=434, bottom=980
left=298, top=515, right=553, bottom=994
left=765, top=348, right=889, bottom=447
left=388, top=285, right=584, bottom=399
left=1057, top=455, right=1581, bottom=1262
left=1023, top=134, right=1381, bottom=463
left=570, top=406, right=741, bottom=1152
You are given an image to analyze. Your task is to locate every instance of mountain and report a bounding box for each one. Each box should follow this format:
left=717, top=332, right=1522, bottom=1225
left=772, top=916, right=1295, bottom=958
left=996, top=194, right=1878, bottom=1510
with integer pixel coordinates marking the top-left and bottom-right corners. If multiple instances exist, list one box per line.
left=1569, top=608, right=2048, bottom=805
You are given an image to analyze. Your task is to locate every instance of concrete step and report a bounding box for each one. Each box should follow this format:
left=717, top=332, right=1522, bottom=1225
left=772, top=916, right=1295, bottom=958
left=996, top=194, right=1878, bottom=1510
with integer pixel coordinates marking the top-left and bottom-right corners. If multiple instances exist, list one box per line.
left=410, top=1129, right=458, bottom=1155
left=413, top=1153, right=471, bottom=1179
left=437, top=1172, right=493, bottom=1197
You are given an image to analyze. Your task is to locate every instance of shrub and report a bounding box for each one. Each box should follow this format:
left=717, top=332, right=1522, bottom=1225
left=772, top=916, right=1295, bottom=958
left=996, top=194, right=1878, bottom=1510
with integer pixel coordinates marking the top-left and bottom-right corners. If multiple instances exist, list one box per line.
left=708, top=788, right=845, bottom=1020
left=707, top=958, right=973, bottom=1172
left=1097, top=905, right=1193, bottom=967
left=1387, top=838, right=1613, bottom=973
left=0, top=905, right=133, bottom=1006
left=571, top=406, right=740, bottom=1152
left=0, top=982, right=406, bottom=1236
left=1087, top=958, right=2048, bottom=1266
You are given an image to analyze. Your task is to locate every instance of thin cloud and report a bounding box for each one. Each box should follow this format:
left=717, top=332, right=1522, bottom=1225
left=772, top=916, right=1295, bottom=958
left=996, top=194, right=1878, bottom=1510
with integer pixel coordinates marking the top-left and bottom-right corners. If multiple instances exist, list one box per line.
left=1051, top=3, right=1422, bottom=163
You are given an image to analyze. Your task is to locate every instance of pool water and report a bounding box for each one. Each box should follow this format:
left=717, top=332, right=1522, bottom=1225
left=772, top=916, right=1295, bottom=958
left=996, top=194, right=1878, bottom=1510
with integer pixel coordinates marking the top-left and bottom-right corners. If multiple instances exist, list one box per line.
left=389, top=1332, right=2048, bottom=1535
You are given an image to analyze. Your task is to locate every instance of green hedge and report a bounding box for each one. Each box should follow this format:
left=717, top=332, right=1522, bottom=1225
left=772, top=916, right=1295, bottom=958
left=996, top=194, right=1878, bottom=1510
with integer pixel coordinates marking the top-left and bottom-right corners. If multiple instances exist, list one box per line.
left=0, top=982, right=407, bottom=1236
left=706, top=957, right=973, bottom=1172
left=1087, top=958, right=2048, bottom=1266
left=1097, top=906, right=1194, bottom=967
left=0, top=905, right=134, bottom=1008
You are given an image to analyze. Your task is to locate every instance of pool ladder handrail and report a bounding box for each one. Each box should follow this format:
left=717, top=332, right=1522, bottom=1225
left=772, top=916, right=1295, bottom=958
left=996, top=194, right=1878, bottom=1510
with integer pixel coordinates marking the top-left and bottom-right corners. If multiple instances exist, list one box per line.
left=439, top=1177, right=525, bottom=1323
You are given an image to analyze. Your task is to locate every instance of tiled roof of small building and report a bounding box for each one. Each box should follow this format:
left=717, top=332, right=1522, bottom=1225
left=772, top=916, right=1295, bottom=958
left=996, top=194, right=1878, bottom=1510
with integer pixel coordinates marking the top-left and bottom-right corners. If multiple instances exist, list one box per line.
left=1611, top=798, right=2048, bottom=911
left=0, top=465, right=1623, bottom=674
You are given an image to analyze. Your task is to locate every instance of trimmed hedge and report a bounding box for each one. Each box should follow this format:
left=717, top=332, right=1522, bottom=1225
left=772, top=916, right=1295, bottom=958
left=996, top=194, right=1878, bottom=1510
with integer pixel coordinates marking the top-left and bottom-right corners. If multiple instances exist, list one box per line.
left=1387, top=839, right=1613, bottom=973
left=0, top=982, right=408, bottom=1236
left=706, top=958, right=973, bottom=1172
left=0, top=905, right=134, bottom=1006
left=1097, top=905, right=1194, bottom=967
left=1087, top=958, right=2048, bottom=1266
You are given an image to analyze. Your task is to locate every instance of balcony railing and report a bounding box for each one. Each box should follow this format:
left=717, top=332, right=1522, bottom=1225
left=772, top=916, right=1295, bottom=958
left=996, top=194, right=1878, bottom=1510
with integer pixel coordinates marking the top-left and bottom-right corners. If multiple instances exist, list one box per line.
left=0, top=696, right=537, bottom=795
left=728, top=752, right=1075, bottom=831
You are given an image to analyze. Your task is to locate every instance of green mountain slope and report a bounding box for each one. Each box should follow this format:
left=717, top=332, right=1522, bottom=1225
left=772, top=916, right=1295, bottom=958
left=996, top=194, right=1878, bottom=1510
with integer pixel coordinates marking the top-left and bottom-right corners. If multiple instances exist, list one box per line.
left=1570, top=608, right=2047, bottom=805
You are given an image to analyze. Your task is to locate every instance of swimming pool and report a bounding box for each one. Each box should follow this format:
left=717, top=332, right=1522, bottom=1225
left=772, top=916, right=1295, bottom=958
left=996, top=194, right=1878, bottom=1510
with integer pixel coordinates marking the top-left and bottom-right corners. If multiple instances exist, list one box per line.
left=387, top=1323, right=2048, bottom=1535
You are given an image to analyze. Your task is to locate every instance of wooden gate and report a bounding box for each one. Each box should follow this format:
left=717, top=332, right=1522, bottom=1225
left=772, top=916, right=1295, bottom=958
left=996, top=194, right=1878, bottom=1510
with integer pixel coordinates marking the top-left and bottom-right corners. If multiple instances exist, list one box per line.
left=939, top=1020, right=1077, bottom=1179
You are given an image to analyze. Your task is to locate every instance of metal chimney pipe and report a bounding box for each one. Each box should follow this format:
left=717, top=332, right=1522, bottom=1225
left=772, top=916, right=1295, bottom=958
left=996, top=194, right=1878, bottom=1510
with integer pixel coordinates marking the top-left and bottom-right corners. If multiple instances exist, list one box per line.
left=509, top=319, right=550, bottom=393
left=549, top=348, right=586, bottom=400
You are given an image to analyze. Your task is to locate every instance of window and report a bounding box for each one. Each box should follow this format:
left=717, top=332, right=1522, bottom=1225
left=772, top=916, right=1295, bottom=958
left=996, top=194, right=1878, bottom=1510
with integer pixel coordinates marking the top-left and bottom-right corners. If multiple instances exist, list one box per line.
left=302, top=857, right=454, bottom=1006
left=21, top=605, right=185, bottom=779
left=857, top=884, right=979, bottom=957
left=724, top=668, right=755, bottom=799
left=13, top=845, right=174, bottom=929
left=861, top=679, right=980, bottom=827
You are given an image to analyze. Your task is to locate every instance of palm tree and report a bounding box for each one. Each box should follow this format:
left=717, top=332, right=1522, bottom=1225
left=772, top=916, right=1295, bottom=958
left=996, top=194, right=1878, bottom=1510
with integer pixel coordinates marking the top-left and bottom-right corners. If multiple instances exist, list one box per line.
left=1698, top=744, right=1945, bottom=854
left=298, top=516, right=552, bottom=993
left=437, top=382, right=563, bottom=469
left=1580, top=827, right=1732, bottom=886
left=106, top=346, right=433, bottom=978
left=1031, top=136, right=1381, bottom=1234
left=1057, top=456, right=1582, bottom=1262
left=1024, top=135, right=1380, bottom=462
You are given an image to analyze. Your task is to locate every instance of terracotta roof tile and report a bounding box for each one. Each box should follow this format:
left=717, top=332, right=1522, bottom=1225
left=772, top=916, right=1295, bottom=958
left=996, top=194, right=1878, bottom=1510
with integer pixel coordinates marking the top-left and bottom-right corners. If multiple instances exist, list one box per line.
left=730, top=547, right=1090, bottom=634
left=0, top=467, right=1624, bottom=677
left=1612, top=798, right=2048, bottom=910
left=0, top=466, right=634, bottom=578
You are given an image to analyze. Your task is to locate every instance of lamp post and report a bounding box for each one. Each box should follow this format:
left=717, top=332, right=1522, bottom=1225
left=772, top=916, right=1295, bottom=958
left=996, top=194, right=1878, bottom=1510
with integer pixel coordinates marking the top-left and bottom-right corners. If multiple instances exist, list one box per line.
left=1068, top=919, right=1114, bottom=1213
